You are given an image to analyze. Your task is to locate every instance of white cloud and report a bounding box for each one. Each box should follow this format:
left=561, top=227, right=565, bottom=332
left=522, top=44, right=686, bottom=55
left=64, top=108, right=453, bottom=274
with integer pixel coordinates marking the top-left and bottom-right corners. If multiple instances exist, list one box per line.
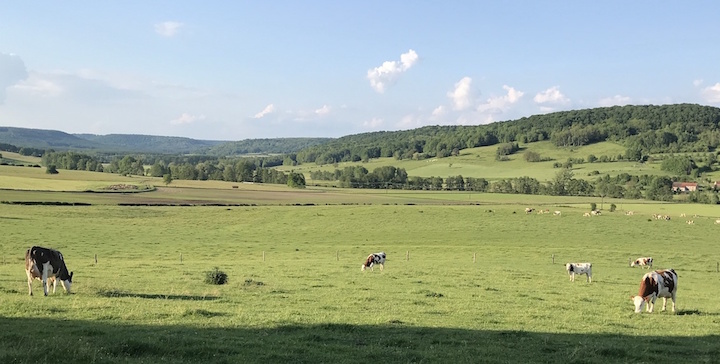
left=431, top=105, right=445, bottom=117
left=693, top=79, right=704, bottom=87
left=171, top=113, right=206, bottom=125
left=315, top=105, right=331, bottom=115
left=448, top=77, right=473, bottom=110
left=701, top=83, right=720, bottom=103
left=533, top=86, right=569, bottom=104
left=362, top=117, right=384, bottom=129
left=477, top=85, right=524, bottom=113
left=12, top=74, right=63, bottom=97
left=155, top=21, right=183, bottom=37
left=0, top=53, right=29, bottom=103
left=367, top=49, right=418, bottom=93
left=253, top=104, right=275, bottom=119
left=598, top=95, right=632, bottom=107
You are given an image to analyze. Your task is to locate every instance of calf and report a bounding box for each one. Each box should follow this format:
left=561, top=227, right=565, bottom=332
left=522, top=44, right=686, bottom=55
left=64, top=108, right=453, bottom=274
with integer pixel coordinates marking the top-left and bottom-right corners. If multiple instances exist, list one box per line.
left=25, top=246, right=73, bottom=296
left=631, top=269, right=677, bottom=313
left=565, top=263, right=592, bottom=283
left=361, top=252, right=386, bottom=272
left=630, top=257, right=653, bottom=269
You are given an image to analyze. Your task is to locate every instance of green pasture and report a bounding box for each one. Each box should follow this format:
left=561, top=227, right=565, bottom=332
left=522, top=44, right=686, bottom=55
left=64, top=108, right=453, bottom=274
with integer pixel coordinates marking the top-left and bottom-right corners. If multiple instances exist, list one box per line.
left=1, top=200, right=720, bottom=363
left=280, top=141, right=679, bottom=184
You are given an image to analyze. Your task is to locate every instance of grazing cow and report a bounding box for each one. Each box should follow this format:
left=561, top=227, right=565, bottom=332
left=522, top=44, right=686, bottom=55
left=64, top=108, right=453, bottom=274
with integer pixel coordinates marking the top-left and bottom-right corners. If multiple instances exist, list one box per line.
left=686, top=220, right=694, bottom=225
left=361, top=252, right=386, bottom=272
left=631, top=269, right=678, bottom=313
left=565, top=263, right=592, bottom=283
left=631, top=257, right=653, bottom=269
left=625, top=211, right=634, bottom=216
left=25, top=246, right=73, bottom=296
left=525, top=207, right=534, bottom=214
left=680, top=213, right=686, bottom=218
left=715, top=219, right=720, bottom=225
left=553, top=210, right=561, bottom=216
left=590, top=210, right=601, bottom=216
left=583, top=212, right=591, bottom=217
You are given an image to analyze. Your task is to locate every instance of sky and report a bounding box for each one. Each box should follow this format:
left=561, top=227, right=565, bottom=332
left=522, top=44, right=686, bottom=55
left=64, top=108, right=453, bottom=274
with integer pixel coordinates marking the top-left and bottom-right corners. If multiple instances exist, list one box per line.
left=1, top=2, right=720, bottom=141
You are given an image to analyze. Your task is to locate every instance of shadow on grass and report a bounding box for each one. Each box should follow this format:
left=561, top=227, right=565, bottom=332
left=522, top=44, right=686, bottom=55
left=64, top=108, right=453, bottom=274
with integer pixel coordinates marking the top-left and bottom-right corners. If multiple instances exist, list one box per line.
left=0, top=317, right=718, bottom=364
left=96, top=289, right=220, bottom=301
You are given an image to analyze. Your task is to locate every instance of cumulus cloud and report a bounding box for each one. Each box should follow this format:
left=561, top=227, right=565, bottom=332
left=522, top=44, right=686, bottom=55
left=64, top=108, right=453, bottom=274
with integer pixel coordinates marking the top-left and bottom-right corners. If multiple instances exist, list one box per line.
left=448, top=77, right=473, bottom=110
left=701, top=83, right=720, bottom=103
left=431, top=105, right=445, bottom=117
left=362, top=117, right=384, bottom=129
left=477, top=85, right=524, bottom=114
left=315, top=105, right=331, bottom=115
left=693, top=79, right=704, bottom=87
left=253, top=104, right=275, bottom=119
left=0, top=53, right=29, bottom=103
left=367, top=49, right=418, bottom=93
left=155, top=21, right=184, bottom=37
left=598, top=95, right=632, bottom=107
left=533, top=86, right=569, bottom=104
left=171, top=113, right=206, bottom=125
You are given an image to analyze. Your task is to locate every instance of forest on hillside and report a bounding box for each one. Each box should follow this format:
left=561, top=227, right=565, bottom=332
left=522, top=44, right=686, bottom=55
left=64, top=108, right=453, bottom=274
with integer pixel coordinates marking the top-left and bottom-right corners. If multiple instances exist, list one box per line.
left=291, top=104, right=720, bottom=165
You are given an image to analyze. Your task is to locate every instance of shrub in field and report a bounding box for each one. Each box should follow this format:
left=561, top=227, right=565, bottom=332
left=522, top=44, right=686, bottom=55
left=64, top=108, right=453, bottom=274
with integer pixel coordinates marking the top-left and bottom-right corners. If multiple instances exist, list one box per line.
left=610, top=203, right=617, bottom=212
left=204, top=267, right=228, bottom=285
left=590, top=202, right=597, bottom=211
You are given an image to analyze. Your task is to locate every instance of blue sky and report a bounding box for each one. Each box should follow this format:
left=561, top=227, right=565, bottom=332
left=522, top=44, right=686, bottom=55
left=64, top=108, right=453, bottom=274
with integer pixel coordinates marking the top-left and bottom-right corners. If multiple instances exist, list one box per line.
left=1, top=2, right=719, bottom=141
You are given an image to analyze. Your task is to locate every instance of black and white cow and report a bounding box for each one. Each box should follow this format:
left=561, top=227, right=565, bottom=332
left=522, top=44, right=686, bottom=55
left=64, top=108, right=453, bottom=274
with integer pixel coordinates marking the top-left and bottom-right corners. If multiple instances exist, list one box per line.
left=25, top=246, right=73, bottom=296
left=631, top=269, right=677, bottom=313
left=361, top=252, right=386, bottom=271
left=565, top=262, right=592, bottom=283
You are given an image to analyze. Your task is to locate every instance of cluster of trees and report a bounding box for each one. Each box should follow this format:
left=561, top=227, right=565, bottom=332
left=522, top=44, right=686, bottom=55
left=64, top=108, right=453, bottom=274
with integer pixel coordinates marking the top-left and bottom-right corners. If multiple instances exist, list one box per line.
left=0, top=143, right=45, bottom=157
left=308, top=166, right=718, bottom=204
left=293, top=104, right=720, bottom=165
left=42, top=151, right=104, bottom=172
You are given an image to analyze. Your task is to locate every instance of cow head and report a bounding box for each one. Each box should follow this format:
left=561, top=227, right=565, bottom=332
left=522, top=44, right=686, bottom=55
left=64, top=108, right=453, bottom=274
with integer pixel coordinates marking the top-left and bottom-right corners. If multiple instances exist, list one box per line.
left=60, top=271, right=73, bottom=294
left=631, top=295, right=649, bottom=313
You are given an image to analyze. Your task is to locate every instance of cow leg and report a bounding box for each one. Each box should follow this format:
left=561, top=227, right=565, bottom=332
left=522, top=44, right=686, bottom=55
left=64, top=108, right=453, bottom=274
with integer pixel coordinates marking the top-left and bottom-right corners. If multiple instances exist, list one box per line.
left=587, top=274, right=591, bottom=283
left=51, top=278, right=57, bottom=294
left=671, top=293, right=676, bottom=313
left=661, top=297, right=667, bottom=311
left=26, top=271, right=33, bottom=296
left=379, top=263, right=384, bottom=272
left=647, top=298, right=655, bottom=313
left=42, top=278, right=48, bottom=296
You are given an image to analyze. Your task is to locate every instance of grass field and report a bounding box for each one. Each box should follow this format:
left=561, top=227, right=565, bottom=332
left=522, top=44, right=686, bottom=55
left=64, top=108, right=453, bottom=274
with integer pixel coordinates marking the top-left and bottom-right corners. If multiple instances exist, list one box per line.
left=1, top=160, right=720, bottom=363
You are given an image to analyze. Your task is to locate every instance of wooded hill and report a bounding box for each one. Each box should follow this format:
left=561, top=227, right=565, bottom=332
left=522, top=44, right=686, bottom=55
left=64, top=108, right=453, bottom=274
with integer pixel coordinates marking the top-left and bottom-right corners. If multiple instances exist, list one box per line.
left=0, top=126, right=331, bottom=155
left=293, top=104, right=720, bottom=165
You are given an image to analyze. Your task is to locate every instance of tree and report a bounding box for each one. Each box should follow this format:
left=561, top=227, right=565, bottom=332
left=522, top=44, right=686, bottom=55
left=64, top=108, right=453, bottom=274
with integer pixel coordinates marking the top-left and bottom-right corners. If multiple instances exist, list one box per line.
left=46, top=164, right=58, bottom=174
left=163, top=173, right=173, bottom=186
left=287, top=172, right=306, bottom=188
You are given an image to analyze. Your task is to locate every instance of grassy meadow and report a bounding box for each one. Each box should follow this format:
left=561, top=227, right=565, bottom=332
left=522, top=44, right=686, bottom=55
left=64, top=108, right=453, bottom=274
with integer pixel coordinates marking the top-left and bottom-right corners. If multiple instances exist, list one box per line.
left=1, top=159, right=720, bottom=363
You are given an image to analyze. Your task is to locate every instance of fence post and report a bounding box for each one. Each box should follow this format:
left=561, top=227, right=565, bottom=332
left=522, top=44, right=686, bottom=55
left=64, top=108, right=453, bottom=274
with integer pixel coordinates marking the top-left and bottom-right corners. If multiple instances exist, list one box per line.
left=95, top=254, right=98, bottom=265
left=406, top=251, right=409, bottom=261
left=180, top=253, right=183, bottom=264
left=717, top=262, right=719, bottom=273
left=552, top=254, right=555, bottom=264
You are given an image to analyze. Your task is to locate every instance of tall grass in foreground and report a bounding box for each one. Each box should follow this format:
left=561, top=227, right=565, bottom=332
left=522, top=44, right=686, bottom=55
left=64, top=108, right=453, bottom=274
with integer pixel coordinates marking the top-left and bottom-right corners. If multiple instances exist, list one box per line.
left=1, top=204, right=719, bottom=363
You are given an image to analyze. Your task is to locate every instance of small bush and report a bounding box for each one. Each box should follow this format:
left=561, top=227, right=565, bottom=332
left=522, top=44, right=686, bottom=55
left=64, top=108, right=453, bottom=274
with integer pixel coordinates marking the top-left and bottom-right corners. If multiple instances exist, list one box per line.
left=590, top=203, right=597, bottom=211
left=204, top=267, right=228, bottom=285
left=610, top=204, right=617, bottom=212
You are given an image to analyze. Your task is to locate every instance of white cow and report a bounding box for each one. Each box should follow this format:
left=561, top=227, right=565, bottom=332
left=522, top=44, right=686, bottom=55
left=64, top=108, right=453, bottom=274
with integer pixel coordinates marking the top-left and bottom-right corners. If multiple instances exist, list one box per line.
left=553, top=211, right=561, bottom=216
left=361, top=252, right=386, bottom=272
left=566, top=263, right=592, bottom=283
left=630, top=257, right=653, bottom=269
left=631, top=269, right=677, bottom=313
left=25, top=246, right=73, bottom=296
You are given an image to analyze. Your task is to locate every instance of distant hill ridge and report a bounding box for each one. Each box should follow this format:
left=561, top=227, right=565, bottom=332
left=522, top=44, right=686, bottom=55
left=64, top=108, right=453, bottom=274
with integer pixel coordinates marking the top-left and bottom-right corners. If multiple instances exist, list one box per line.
left=3, top=104, right=720, bottom=157
left=0, top=126, right=333, bottom=155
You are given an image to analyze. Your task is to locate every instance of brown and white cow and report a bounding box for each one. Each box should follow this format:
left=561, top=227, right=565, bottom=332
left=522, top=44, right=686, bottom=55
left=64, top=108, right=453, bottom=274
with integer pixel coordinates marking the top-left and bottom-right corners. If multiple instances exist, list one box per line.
left=630, top=257, right=653, bottom=269
left=631, top=269, right=677, bottom=313
left=25, top=246, right=73, bottom=296
left=361, top=252, right=386, bottom=271
left=565, top=263, right=592, bottom=283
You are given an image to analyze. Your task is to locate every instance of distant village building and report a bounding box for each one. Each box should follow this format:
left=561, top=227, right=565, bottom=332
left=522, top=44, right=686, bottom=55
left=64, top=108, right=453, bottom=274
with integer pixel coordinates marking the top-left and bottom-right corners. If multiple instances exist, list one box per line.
left=672, top=182, right=698, bottom=193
